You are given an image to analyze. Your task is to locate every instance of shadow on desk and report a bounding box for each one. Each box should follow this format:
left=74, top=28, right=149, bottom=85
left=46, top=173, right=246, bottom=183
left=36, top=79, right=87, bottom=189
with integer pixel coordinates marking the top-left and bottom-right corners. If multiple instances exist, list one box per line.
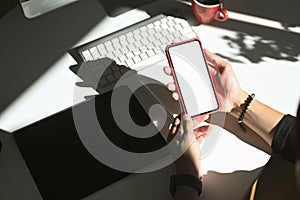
left=254, top=155, right=300, bottom=200
left=201, top=168, right=263, bottom=200
left=0, top=0, right=106, bottom=113
left=225, top=0, right=300, bottom=29
left=209, top=19, right=300, bottom=64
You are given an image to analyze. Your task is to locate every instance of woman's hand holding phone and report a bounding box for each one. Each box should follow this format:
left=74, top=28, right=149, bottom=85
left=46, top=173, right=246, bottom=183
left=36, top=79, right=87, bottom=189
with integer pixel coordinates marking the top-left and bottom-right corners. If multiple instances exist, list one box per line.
left=165, top=39, right=219, bottom=118
left=164, top=47, right=245, bottom=114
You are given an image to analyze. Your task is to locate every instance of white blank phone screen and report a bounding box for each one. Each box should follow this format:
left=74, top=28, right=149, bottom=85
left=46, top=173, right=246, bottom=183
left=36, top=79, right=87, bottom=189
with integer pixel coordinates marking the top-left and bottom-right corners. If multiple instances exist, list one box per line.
left=168, top=40, right=218, bottom=116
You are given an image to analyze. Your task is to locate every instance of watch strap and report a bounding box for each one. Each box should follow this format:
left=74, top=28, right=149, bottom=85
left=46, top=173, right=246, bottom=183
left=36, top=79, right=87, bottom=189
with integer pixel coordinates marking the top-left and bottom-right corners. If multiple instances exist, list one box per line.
left=169, top=174, right=202, bottom=197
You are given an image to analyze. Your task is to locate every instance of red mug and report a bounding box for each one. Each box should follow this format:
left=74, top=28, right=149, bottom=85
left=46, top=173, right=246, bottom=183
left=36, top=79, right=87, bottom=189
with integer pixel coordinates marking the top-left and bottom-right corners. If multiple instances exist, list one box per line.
left=192, top=0, right=228, bottom=24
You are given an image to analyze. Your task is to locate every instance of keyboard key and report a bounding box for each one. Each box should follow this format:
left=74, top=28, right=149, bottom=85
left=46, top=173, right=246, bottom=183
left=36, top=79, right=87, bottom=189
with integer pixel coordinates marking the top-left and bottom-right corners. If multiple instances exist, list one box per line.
left=134, top=34, right=142, bottom=41
left=118, top=55, right=127, bottom=62
left=141, top=38, right=149, bottom=45
left=140, top=26, right=147, bottom=32
left=166, top=34, right=175, bottom=42
left=133, top=56, right=141, bottom=63
left=125, top=58, right=134, bottom=66
left=167, top=20, right=175, bottom=27
left=126, top=32, right=133, bottom=37
left=113, top=43, right=122, bottom=49
left=120, top=40, right=129, bottom=46
left=97, top=43, right=105, bottom=50
left=154, top=32, right=162, bottom=39
left=89, top=47, right=101, bottom=59
left=127, top=44, right=135, bottom=51
left=160, top=17, right=168, bottom=23
left=106, top=52, right=115, bottom=59
left=160, top=23, right=169, bottom=29
left=127, top=37, right=135, bottom=44
left=120, top=46, right=129, bottom=54
left=180, top=26, right=193, bottom=35
left=111, top=38, right=119, bottom=43
left=146, top=50, right=155, bottom=57
left=167, top=26, right=176, bottom=33
left=104, top=41, right=112, bottom=47
left=106, top=45, right=114, bottom=52
left=154, top=20, right=161, bottom=27
left=147, top=23, right=154, bottom=29
left=140, top=30, right=149, bottom=38
left=119, top=35, right=126, bottom=41
left=125, top=52, right=134, bottom=59
left=152, top=39, right=161, bottom=47
left=159, top=37, right=168, bottom=45
left=185, top=32, right=198, bottom=39
left=113, top=49, right=123, bottom=58
left=133, top=29, right=140, bottom=35
left=175, top=24, right=181, bottom=30
left=148, top=28, right=156, bottom=35
left=82, top=50, right=93, bottom=61
left=161, top=29, right=169, bottom=36
left=132, top=49, right=141, bottom=56
left=180, top=21, right=190, bottom=28
left=140, top=52, right=148, bottom=60
left=134, top=41, right=143, bottom=48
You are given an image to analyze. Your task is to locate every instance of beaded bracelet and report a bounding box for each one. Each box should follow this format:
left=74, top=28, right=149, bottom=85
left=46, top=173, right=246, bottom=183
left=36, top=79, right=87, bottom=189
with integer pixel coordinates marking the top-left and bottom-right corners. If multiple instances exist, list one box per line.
left=238, top=93, right=255, bottom=124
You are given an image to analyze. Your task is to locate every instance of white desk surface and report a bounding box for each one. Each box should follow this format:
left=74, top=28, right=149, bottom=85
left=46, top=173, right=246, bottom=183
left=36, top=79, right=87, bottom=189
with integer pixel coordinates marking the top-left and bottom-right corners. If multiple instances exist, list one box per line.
left=0, top=0, right=300, bottom=199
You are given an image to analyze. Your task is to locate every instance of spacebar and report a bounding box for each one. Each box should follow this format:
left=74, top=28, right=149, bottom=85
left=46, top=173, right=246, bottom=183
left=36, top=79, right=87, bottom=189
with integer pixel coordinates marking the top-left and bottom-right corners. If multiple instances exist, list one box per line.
left=129, top=54, right=166, bottom=71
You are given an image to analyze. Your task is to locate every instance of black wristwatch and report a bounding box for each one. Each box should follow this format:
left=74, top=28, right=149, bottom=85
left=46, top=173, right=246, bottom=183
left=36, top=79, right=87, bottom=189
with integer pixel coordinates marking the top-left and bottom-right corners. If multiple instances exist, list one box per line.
left=169, top=174, right=202, bottom=197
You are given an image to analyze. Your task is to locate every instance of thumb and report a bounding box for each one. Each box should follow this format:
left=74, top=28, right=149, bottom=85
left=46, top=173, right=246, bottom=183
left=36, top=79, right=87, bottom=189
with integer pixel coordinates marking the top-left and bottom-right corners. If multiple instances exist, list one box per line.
left=182, top=114, right=194, bottom=143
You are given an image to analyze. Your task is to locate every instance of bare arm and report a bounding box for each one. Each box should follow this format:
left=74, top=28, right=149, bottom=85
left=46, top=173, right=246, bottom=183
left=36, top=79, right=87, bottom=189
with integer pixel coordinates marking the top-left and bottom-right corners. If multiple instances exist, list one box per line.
left=204, top=50, right=285, bottom=149
left=230, top=90, right=284, bottom=147
left=168, top=115, right=209, bottom=199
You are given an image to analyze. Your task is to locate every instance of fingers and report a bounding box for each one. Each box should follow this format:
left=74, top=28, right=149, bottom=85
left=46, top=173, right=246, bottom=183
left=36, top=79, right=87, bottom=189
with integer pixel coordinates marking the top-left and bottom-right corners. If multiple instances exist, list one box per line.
left=167, top=115, right=181, bottom=142
left=168, top=114, right=211, bottom=144
left=182, top=114, right=193, bottom=134
left=167, top=83, right=176, bottom=91
left=203, top=49, right=230, bottom=73
left=164, top=66, right=179, bottom=101
left=192, top=114, right=210, bottom=126
left=163, top=66, right=172, bottom=75
left=172, top=92, right=179, bottom=101
left=194, top=125, right=210, bottom=135
left=194, top=125, right=210, bottom=143
left=170, top=116, right=181, bottom=134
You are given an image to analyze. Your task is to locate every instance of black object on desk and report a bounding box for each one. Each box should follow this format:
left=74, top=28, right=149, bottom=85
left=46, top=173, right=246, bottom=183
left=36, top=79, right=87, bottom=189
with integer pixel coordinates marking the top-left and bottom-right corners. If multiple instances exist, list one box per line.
left=0, top=0, right=18, bottom=17
left=99, top=0, right=157, bottom=17
left=13, top=86, right=167, bottom=200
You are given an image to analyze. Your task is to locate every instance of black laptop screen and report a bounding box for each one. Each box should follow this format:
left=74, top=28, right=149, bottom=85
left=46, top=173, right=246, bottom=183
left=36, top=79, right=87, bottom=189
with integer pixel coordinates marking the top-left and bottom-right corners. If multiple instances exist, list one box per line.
left=13, top=86, right=167, bottom=200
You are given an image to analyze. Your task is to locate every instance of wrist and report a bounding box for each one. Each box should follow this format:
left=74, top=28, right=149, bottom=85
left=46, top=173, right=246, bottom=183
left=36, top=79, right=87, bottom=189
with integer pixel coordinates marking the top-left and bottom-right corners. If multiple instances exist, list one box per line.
left=175, top=157, right=202, bottom=179
left=230, top=89, right=249, bottom=117
left=170, top=174, right=203, bottom=198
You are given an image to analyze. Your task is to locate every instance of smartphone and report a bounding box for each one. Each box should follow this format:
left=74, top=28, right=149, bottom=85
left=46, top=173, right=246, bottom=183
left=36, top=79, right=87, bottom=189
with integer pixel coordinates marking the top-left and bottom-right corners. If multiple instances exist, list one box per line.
left=165, top=38, right=219, bottom=117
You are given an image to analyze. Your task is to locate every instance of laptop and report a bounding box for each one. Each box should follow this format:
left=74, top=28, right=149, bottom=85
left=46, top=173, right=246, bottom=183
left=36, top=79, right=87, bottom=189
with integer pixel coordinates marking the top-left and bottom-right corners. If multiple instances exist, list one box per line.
left=12, top=85, right=171, bottom=200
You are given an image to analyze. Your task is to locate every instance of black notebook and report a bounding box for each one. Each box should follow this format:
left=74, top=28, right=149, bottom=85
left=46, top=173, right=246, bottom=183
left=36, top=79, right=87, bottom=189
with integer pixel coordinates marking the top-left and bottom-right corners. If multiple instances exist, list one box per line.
left=14, top=86, right=167, bottom=200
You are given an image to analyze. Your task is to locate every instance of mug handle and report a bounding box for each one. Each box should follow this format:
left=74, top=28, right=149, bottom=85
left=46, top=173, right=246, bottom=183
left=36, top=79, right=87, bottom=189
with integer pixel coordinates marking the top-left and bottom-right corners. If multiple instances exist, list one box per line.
left=215, top=9, right=228, bottom=21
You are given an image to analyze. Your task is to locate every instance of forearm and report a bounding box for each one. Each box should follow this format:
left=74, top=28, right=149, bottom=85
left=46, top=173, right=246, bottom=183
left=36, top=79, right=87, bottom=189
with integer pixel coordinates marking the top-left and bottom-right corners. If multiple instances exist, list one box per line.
left=174, top=186, right=199, bottom=200
left=230, top=90, right=285, bottom=147
left=174, top=156, right=202, bottom=200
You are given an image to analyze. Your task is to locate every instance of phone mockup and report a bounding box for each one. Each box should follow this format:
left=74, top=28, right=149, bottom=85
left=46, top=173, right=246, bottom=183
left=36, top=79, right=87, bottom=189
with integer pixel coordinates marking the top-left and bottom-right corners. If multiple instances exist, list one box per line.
left=165, top=38, right=219, bottom=117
